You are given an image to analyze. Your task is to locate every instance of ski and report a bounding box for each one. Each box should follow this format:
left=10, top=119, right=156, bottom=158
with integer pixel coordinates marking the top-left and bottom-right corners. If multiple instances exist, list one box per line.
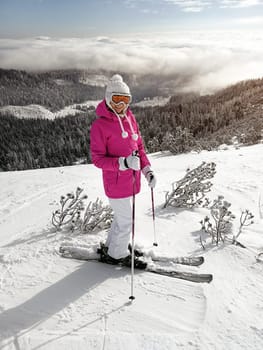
left=146, top=266, right=213, bottom=283
left=59, top=243, right=204, bottom=267
left=59, top=245, right=213, bottom=283
left=145, top=254, right=204, bottom=266
left=127, top=244, right=204, bottom=266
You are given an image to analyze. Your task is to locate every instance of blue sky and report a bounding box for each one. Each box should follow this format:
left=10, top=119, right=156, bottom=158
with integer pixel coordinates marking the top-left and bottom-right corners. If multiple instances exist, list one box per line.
left=1, top=0, right=263, bottom=38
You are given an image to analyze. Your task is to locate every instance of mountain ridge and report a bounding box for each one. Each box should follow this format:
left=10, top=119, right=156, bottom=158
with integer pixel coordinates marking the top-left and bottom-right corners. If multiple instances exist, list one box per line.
left=0, top=68, right=262, bottom=171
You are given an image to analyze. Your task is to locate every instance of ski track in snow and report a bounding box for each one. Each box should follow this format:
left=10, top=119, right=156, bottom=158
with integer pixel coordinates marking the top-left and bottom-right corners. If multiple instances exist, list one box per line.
left=0, top=230, right=207, bottom=349
left=1, top=144, right=263, bottom=349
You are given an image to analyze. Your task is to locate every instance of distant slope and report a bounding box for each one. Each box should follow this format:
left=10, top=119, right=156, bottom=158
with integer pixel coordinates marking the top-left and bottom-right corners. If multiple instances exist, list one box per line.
left=0, top=113, right=93, bottom=171
left=1, top=69, right=263, bottom=171
left=0, top=69, right=105, bottom=111
left=0, top=69, right=173, bottom=111
left=135, top=78, right=263, bottom=153
left=0, top=101, right=100, bottom=120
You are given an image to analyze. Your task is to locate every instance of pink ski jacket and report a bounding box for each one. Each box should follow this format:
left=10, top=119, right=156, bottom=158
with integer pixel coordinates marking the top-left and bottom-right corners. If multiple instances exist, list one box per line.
left=90, top=100, right=151, bottom=199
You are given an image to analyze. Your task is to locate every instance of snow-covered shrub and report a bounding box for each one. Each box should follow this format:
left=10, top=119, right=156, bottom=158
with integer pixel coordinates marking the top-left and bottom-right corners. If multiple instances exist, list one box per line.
left=52, top=187, right=113, bottom=233
left=163, top=162, right=216, bottom=209
left=200, top=196, right=235, bottom=247
left=232, top=209, right=254, bottom=245
left=200, top=197, right=254, bottom=249
left=52, top=187, right=86, bottom=231
left=81, top=198, right=113, bottom=232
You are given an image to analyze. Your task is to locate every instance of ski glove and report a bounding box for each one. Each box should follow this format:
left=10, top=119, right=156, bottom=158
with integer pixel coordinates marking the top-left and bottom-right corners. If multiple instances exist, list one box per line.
left=145, top=170, right=157, bottom=188
left=119, top=154, right=140, bottom=171
left=143, top=166, right=157, bottom=188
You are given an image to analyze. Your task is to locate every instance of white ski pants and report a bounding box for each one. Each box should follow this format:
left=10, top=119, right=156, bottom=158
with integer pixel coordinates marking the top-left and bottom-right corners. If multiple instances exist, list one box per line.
left=106, top=197, right=132, bottom=259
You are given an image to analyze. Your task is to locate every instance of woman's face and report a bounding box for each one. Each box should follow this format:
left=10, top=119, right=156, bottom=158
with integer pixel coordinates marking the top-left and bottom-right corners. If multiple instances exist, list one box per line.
left=110, top=94, right=131, bottom=115
left=110, top=101, right=127, bottom=114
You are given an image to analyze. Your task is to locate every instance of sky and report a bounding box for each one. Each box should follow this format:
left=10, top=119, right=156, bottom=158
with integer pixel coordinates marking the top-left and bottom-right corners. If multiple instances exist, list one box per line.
left=1, top=0, right=263, bottom=92
left=1, top=0, right=263, bottom=37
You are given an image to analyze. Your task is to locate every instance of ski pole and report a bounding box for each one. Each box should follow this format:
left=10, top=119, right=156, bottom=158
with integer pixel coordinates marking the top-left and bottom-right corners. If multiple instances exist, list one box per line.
left=151, top=188, right=158, bottom=247
left=129, top=169, right=136, bottom=301
left=129, top=150, right=139, bottom=301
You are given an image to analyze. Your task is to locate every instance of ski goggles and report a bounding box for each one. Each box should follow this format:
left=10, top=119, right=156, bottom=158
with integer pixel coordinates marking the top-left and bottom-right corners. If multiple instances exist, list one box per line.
left=111, top=94, right=131, bottom=105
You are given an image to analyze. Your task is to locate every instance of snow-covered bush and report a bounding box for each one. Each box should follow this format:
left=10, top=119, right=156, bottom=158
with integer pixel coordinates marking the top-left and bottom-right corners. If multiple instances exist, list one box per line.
left=163, top=162, right=216, bottom=209
left=232, top=209, right=254, bottom=245
left=200, top=196, right=254, bottom=248
left=200, top=196, right=235, bottom=247
left=52, top=187, right=86, bottom=230
left=52, top=187, right=113, bottom=233
left=80, top=198, right=113, bottom=232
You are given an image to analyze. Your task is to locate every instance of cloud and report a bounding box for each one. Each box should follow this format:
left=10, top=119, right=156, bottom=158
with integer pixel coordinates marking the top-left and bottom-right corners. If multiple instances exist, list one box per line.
left=220, top=0, right=263, bottom=8
left=121, top=0, right=263, bottom=12
left=123, top=0, right=212, bottom=12
left=234, top=15, right=263, bottom=23
left=164, top=0, right=263, bottom=11
left=164, top=0, right=212, bottom=12
left=0, top=31, right=263, bottom=94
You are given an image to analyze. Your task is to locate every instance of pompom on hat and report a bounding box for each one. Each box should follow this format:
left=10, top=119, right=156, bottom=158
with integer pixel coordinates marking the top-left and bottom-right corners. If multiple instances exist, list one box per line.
left=105, top=74, right=131, bottom=107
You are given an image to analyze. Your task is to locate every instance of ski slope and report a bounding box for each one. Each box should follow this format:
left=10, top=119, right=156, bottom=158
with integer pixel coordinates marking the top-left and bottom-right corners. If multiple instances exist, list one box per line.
left=1, top=144, right=263, bottom=349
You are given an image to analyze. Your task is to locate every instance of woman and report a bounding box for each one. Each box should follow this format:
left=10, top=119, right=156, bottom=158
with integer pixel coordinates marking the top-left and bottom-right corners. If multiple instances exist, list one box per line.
left=90, top=74, right=156, bottom=264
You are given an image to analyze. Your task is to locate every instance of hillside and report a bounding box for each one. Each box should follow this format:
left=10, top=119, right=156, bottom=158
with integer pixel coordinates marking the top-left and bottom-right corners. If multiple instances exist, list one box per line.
left=0, top=144, right=263, bottom=349
left=136, top=78, right=263, bottom=153
left=0, top=69, right=105, bottom=112
left=0, top=69, right=171, bottom=111
left=0, top=113, right=94, bottom=171
left=1, top=70, right=263, bottom=172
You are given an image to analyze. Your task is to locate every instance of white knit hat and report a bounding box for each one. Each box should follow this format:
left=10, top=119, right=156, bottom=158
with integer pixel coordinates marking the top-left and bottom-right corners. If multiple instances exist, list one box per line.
left=105, top=74, right=131, bottom=107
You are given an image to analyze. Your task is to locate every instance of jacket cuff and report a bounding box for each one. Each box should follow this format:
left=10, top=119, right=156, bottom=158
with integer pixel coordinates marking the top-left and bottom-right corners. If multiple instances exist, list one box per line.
left=142, top=165, right=152, bottom=176
left=119, top=157, right=128, bottom=171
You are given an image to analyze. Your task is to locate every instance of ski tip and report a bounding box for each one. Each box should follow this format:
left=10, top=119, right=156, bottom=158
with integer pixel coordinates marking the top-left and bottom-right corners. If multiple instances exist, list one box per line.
left=153, top=242, right=158, bottom=247
left=129, top=295, right=136, bottom=301
left=207, top=274, right=213, bottom=283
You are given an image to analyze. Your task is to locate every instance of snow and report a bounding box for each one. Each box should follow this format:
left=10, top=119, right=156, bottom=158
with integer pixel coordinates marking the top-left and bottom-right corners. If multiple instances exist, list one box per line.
left=0, top=105, right=55, bottom=120
left=0, top=95, right=171, bottom=121
left=0, top=97, right=170, bottom=120
left=0, top=98, right=168, bottom=121
left=1, top=144, right=263, bottom=349
left=133, top=96, right=170, bottom=108
left=0, top=101, right=100, bottom=120
left=79, top=74, right=108, bottom=87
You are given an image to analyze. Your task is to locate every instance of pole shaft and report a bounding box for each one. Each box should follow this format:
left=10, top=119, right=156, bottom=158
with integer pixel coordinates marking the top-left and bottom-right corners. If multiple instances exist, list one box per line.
left=151, top=188, right=158, bottom=246
left=129, top=170, right=136, bottom=300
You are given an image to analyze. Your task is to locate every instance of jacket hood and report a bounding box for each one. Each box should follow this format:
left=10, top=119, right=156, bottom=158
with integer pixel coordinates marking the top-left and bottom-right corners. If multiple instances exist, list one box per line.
left=96, top=100, right=113, bottom=119
left=95, top=99, right=138, bottom=141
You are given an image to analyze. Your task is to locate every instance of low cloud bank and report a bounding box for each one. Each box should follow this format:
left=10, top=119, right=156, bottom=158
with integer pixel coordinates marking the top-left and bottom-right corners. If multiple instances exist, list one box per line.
left=1, top=30, right=263, bottom=93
